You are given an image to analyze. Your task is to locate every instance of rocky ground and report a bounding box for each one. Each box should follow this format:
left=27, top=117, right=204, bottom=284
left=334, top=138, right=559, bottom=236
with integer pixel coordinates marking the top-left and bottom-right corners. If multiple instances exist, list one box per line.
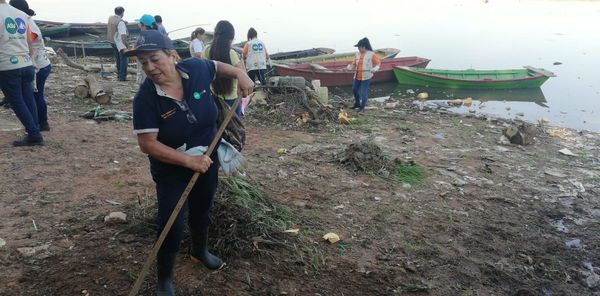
left=1, top=60, right=599, bottom=296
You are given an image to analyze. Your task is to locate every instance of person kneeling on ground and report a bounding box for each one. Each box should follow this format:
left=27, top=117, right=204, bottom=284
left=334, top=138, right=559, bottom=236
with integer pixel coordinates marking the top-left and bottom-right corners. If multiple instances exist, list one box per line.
left=128, top=30, right=253, bottom=296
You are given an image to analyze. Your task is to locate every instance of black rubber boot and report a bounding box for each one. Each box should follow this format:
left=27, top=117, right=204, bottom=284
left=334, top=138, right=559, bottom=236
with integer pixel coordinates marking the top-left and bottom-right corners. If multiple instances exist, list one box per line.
left=13, top=134, right=44, bottom=147
left=39, top=122, right=50, bottom=132
left=190, top=228, right=224, bottom=270
left=156, top=252, right=176, bottom=296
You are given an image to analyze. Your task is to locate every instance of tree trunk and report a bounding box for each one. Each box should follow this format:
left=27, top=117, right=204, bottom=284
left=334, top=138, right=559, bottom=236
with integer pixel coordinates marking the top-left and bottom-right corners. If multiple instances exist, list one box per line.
left=74, top=81, right=89, bottom=99
left=85, top=75, right=111, bottom=104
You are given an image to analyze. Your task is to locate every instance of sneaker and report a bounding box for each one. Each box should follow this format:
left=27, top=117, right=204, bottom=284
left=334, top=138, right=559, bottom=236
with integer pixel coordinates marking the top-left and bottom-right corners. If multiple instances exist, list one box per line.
left=13, top=134, right=44, bottom=147
left=40, top=122, right=50, bottom=132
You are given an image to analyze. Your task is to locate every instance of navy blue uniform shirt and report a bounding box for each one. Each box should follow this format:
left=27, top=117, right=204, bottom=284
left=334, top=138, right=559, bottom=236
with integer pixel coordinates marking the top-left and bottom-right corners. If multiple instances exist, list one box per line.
left=133, top=57, right=219, bottom=177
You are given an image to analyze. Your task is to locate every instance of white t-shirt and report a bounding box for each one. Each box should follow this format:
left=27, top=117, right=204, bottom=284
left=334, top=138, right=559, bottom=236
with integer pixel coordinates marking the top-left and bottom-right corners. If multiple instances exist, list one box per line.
left=190, top=39, right=204, bottom=56
left=0, top=3, right=33, bottom=71
left=114, top=21, right=128, bottom=51
left=28, top=18, right=51, bottom=69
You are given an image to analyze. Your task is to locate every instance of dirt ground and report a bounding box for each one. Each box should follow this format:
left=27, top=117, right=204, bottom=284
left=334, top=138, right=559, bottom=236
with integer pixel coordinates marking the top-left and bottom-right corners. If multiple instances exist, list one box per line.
left=1, top=62, right=600, bottom=296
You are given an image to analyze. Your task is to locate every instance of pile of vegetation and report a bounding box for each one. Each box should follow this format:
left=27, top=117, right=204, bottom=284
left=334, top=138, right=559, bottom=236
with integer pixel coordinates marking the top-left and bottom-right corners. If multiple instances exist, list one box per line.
left=209, top=176, right=297, bottom=258
left=246, top=87, right=337, bottom=130
left=337, top=140, right=425, bottom=185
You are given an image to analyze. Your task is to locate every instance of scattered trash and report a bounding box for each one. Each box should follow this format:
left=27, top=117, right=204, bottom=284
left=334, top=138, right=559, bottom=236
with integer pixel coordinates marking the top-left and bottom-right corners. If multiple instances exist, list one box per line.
left=338, top=111, right=356, bottom=125
left=17, top=244, right=50, bottom=257
left=558, top=148, right=577, bottom=157
left=516, top=112, right=525, bottom=117
left=277, top=148, right=288, bottom=155
left=323, top=232, right=340, bottom=244
left=498, top=135, right=511, bottom=145
left=289, top=144, right=319, bottom=155
left=583, top=261, right=594, bottom=272
left=385, top=101, right=400, bottom=109
left=372, top=96, right=391, bottom=103
left=547, top=128, right=576, bottom=141
left=374, top=196, right=382, bottom=201
left=81, top=106, right=132, bottom=122
left=0, top=237, right=5, bottom=248
left=550, top=219, right=568, bottom=233
left=503, top=123, right=537, bottom=145
left=104, top=212, right=127, bottom=225
left=416, top=92, right=429, bottom=100
left=432, top=133, right=446, bottom=142
left=462, top=97, right=473, bottom=106
left=284, top=229, right=300, bottom=236
left=585, top=273, right=600, bottom=288
left=565, top=238, right=582, bottom=249
left=569, top=180, right=585, bottom=193
left=447, top=99, right=463, bottom=106
left=105, top=199, right=121, bottom=205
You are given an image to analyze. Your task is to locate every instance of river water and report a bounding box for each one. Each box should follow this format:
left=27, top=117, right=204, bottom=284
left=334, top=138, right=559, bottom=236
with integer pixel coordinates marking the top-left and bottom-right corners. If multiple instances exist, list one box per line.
left=28, top=0, right=600, bottom=131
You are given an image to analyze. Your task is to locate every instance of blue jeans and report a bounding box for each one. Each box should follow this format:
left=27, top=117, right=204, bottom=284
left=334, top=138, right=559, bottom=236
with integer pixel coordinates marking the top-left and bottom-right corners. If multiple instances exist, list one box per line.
left=225, top=99, right=242, bottom=116
left=153, top=153, right=219, bottom=255
left=352, top=78, right=372, bottom=112
left=118, top=51, right=128, bottom=81
left=0, top=66, right=40, bottom=136
left=34, top=64, right=52, bottom=124
left=111, top=43, right=121, bottom=72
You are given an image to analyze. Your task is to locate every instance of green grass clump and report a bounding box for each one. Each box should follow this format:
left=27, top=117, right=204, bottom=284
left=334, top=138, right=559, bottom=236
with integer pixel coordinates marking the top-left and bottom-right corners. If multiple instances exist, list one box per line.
left=395, top=163, right=425, bottom=185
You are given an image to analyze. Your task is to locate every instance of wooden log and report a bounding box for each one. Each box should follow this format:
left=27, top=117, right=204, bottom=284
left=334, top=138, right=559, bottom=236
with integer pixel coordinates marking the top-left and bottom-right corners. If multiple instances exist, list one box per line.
left=74, top=81, right=89, bottom=99
left=85, top=75, right=111, bottom=104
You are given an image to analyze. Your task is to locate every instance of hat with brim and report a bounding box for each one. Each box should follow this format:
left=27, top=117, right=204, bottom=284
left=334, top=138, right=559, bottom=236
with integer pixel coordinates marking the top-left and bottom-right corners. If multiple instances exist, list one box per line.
left=135, top=14, right=155, bottom=28
left=9, top=0, right=35, bottom=16
left=124, top=30, right=175, bottom=57
left=354, top=37, right=370, bottom=48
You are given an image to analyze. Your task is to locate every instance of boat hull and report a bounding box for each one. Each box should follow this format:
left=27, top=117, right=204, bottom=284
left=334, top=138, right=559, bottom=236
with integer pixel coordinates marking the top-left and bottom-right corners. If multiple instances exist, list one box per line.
left=393, top=67, right=553, bottom=89
left=279, top=48, right=400, bottom=64
left=274, top=57, right=430, bottom=87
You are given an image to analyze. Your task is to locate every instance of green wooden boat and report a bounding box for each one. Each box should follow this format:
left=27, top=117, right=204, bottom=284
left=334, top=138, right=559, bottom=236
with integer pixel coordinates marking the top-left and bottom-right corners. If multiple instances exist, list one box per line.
left=39, top=23, right=71, bottom=38
left=393, top=66, right=556, bottom=89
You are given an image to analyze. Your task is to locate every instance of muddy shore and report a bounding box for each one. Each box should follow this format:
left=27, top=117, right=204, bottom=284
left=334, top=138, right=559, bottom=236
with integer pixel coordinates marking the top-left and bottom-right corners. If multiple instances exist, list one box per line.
left=1, top=61, right=599, bottom=296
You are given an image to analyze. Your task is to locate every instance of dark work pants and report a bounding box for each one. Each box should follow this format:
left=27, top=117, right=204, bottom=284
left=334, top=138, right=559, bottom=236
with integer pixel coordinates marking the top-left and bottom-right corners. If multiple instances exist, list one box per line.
left=34, top=64, right=51, bottom=125
left=247, top=69, right=266, bottom=85
left=0, top=66, right=40, bottom=136
left=118, top=52, right=128, bottom=81
left=111, top=43, right=121, bottom=72
left=153, top=154, right=219, bottom=256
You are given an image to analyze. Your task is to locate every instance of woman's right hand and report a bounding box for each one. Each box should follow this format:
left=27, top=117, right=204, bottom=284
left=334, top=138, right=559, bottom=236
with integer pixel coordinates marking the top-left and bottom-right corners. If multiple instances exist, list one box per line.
left=186, top=154, right=213, bottom=173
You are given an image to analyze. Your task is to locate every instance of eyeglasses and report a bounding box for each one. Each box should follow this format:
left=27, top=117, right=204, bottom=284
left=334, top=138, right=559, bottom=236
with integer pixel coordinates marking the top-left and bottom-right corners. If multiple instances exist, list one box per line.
left=174, top=100, right=197, bottom=124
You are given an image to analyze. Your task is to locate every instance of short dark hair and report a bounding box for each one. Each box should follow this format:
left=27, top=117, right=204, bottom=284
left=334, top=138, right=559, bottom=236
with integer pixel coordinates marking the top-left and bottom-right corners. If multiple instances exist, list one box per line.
left=247, top=27, right=257, bottom=41
left=154, top=15, right=162, bottom=23
left=114, top=7, right=124, bottom=16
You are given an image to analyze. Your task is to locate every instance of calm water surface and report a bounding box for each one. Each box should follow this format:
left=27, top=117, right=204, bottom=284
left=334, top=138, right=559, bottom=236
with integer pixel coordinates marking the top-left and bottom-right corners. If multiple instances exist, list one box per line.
left=28, top=0, right=600, bottom=131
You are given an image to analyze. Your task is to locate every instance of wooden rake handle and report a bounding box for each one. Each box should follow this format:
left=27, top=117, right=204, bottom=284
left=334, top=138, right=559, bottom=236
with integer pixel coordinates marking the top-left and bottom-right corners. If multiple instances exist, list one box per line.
left=128, top=96, right=243, bottom=296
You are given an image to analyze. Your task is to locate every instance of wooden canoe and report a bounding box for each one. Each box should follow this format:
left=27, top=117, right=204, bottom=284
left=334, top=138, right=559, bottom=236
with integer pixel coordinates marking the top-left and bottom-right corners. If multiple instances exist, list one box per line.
left=270, top=48, right=335, bottom=60
left=46, top=37, right=193, bottom=58
left=36, top=20, right=141, bottom=36
left=393, top=66, right=556, bottom=89
left=278, top=48, right=400, bottom=64
left=38, top=23, right=71, bottom=38
left=273, top=56, right=430, bottom=87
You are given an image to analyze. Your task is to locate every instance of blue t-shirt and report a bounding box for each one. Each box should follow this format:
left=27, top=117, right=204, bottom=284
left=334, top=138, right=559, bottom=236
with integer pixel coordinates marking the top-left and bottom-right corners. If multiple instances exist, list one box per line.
left=133, top=57, right=219, bottom=177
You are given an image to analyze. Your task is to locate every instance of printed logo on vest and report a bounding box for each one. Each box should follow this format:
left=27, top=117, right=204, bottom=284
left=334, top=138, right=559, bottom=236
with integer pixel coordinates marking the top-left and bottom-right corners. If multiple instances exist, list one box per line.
left=15, top=18, right=26, bottom=34
left=9, top=56, right=19, bottom=64
left=252, top=43, right=263, bottom=51
left=5, top=17, right=17, bottom=34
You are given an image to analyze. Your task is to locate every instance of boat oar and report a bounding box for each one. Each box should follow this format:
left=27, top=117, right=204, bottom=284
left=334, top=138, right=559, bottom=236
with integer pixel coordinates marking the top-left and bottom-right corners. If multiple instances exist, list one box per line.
left=127, top=96, right=243, bottom=296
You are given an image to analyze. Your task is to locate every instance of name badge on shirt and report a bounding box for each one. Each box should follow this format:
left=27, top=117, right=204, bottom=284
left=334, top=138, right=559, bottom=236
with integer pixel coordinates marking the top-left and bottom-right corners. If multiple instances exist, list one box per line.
left=193, top=90, right=206, bottom=100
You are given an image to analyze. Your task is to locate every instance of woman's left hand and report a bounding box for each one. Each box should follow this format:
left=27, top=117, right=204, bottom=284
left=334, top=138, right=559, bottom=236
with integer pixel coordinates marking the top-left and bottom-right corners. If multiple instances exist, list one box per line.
left=237, top=71, right=255, bottom=97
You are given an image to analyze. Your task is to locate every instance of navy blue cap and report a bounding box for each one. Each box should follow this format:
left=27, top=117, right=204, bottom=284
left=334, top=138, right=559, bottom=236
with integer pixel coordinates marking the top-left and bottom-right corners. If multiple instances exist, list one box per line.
left=124, top=30, right=174, bottom=56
